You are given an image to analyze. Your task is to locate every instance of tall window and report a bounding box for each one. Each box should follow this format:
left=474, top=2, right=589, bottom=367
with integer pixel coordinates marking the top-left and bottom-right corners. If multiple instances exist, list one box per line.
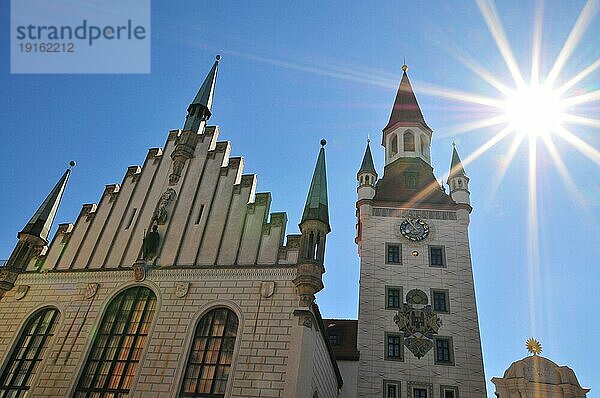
left=385, top=333, right=402, bottom=361
left=432, top=290, right=449, bottom=313
left=386, top=244, right=401, bottom=264
left=0, top=307, right=59, bottom=396
left=429, top=246, right=446, bottom=267
left=404, top=172, right=418, bottom=189
left=74, top=286, right=157, bottom=398
left=404, top=131, right=415, bottom=152
left=434, top=337, right=454, bottom=365
left=386, top=287, right=401, bottom=309
left=390, top=134, right=398, bottom=157
left=179, top=308, right=239, bottom=398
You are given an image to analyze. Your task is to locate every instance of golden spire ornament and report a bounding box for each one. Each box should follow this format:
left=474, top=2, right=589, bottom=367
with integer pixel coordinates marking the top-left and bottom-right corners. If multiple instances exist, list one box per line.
left=526, top=338, right=543, bottom=355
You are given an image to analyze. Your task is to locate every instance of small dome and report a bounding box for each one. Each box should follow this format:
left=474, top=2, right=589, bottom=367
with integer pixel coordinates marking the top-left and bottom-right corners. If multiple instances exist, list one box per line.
left=503, top=355, right=583, bottom=388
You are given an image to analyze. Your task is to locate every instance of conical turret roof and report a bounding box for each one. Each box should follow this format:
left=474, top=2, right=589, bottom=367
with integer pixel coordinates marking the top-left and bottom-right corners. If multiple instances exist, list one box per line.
left=448, top=144, right=467, bottom=182
left=383, top=68, right=431, bottom=134
left=19, top=166, right=71, bottom=243
left=301, top=140, right=330, bottom=229
left=184, top=55, right=220, bottom=130
left=358, top=140, right=377, bottom=177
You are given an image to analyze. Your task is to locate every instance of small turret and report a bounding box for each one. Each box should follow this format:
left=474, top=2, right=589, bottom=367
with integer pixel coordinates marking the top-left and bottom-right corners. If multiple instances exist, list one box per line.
left=447, top=144, right=472, bottom=218
left=293, top=139, right=330, bottom=307
left=357, top=138, right=377, bottom=201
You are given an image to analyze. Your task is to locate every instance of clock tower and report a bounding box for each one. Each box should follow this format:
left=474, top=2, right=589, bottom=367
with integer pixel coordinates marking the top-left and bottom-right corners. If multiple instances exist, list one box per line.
left=355, top=66, right=486, bottom=398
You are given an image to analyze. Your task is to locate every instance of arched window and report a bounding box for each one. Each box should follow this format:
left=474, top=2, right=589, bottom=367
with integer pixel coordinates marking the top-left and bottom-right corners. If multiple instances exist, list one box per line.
left=74, top=286, right=157, bottom=397
left=404, top=131, right=415, bottom=152
left=0, top=307, right=59, bottom=396
left=390, top=134, right=398, bottom=157
left=179, top=308, right=239, bottom=398
left=420, top=135, right=428, bottom=156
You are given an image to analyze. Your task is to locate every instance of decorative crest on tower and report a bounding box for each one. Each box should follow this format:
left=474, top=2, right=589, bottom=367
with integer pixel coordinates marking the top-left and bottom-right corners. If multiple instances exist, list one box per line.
left=526, top=338, right=543, bottom=355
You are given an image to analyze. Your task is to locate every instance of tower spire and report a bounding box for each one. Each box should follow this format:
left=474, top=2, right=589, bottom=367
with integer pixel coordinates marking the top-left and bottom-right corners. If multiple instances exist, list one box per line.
left=19, top=162, right=74, bottom=244
left=183, top=55, right=220, bottom=132
left=301, top=139, right=330, bottom=230
left=383, top=65, right=431, bottom=135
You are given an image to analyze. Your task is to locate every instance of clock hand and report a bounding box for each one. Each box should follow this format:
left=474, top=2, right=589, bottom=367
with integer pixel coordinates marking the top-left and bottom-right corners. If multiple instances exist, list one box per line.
left=407, top=219, right=418, bottom=232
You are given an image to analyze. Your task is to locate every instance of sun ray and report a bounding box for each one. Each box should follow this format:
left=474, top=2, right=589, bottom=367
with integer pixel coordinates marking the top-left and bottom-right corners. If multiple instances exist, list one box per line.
left=488, top=132, right=525, bottom=199
left=546, top=0, right=600, bottom=86
left=557, top=58, right=600, bottom=95
left=476, top=0, right=526, bottom=88
left=562, top=88, right=600, bottom=107
left=540, top=135, right=587, bottom=207
left=439, top=115, right=508, bottom=137
left=526, top=134, right=540, bottom=336
left=562, top=113, right=600, bottom=128
left=531, top=0, right=545, bottom=84
left=555, top=125, right=600, bottom=165
left=416, top=81, right=505, bottom=108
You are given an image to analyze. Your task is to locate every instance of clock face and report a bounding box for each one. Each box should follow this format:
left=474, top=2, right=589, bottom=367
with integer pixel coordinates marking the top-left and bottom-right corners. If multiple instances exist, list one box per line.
left=400, top=218, right=430, bottom=241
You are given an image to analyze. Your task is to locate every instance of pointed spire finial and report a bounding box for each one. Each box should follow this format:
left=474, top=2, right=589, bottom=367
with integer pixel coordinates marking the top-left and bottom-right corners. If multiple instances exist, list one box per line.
left=402, top=62, right=408, bottom=72
left=301, top=141, right=330, bottom=230
left=183, top=56, right=220, bottom=131
left=19, top=165, right=72, bottom=243
left=367, top=134, right=370, bottom=144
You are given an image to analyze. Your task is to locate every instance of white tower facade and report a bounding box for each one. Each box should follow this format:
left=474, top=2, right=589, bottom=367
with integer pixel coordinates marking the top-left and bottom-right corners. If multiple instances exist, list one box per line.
left=355, top=67, right=486, bottom=398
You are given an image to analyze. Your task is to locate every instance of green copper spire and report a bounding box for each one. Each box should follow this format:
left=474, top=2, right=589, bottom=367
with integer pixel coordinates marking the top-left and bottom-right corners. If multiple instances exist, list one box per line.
left=448, top=143, right=467, bottom=181
left=358, top=139, right=377, bottom=177
left=183, top=55, right=220, bottom=132
left=19, top=162, right=74, bottom=243
left=301, top=139, right=330, bottom=229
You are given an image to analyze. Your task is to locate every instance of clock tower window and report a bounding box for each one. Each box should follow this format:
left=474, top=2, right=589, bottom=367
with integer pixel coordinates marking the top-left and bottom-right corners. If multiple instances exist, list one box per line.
left=404, top=131, right=415, bottom=152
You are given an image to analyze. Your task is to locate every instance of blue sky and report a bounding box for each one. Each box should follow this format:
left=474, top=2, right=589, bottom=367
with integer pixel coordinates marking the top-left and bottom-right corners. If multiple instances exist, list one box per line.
left=1, top=0, right=599, bottom=394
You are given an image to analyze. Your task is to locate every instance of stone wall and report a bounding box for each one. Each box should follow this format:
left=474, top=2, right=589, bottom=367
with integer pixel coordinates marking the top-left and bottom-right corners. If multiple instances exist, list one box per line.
left=0, top=266, right=342, bottom=398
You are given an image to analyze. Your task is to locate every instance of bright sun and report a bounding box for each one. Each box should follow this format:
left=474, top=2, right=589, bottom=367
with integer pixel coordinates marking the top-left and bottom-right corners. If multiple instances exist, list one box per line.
left=502, top=84, right=565, bottom=137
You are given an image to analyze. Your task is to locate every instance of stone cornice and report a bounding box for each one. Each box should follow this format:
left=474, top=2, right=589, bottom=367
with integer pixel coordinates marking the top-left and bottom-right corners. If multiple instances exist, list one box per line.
left=17, top=265, right=298, bottom=284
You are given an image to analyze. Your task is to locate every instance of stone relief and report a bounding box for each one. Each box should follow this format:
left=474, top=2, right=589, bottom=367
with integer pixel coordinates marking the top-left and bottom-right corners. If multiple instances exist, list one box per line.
left=260, top=281, right=276, bottom=298
left=175, top=282, right=190, bottom=298
left=133, top=263, right=146, bottom=282
left=15, top=285, right=29, bottom=300
left=152, top=188, right=176, bottom=225
left=84, top=283, right=99, bottom=299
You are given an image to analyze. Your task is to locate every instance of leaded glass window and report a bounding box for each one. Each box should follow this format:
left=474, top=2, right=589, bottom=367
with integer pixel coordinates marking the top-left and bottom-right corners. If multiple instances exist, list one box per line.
left=0, top=307, right=59, bottom=397
left=74, top=286, right=157, bottom=398
left=179, top=308, right=239, bottom=398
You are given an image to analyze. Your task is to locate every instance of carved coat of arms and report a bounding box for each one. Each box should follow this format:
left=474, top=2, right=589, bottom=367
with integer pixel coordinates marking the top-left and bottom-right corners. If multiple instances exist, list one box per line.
left=394, top=290, right=442, bottom=359
left=84, top=283, right=99, bottom=299
left=15, top=285, right=29, bottom=300
left=175, top=282, right=189, bottom=298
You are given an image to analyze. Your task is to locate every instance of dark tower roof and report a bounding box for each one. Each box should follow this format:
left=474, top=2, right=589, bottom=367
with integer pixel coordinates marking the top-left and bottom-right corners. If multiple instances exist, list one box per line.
left=19, top=166, right=72, bottom=243
left=183, top=55, right=220, bottom=130
left=301, top=140, right=330, bottom=229
left=383, top=67, right=431, bottom=137
left=358, top=140, right=377, bottom=177
left=448, top=144, right=467, bottom=182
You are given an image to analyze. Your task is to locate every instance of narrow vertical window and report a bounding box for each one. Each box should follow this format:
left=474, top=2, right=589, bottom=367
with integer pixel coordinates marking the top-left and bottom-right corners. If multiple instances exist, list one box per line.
left=404, top=131, right=415, bottom=152
left=195, top=205, right=205, bottom=225
left=386, top=287, right=402, bottom=309
left=432, top=290, right=449, bottom=313
left=404, top=172, right=418, bottom=189
left=0, top=308, right=60, bottom=396
left=386, top=244, right=401, bottom=264
left=74, top=286, right=157, bottom=397
left=125, top=208, right=137, bottom=229
left=390, top=134, right=398, bottom=157
left=387, top=384, right=397, bottom=398
left=179, top=308, right=239, bottom=398
left=434, top=337, right=454, bottom=365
